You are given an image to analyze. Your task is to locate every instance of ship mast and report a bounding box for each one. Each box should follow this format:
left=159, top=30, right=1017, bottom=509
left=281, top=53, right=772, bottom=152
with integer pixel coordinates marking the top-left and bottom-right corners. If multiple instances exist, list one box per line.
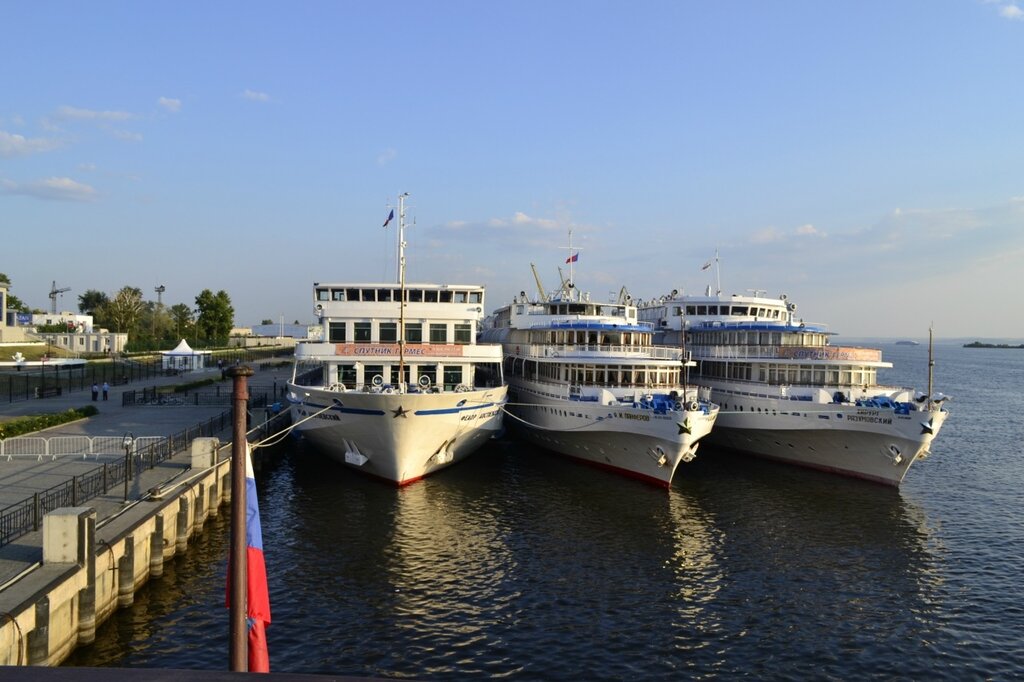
left=397, top=192, right=409, bottom=391
left=927, top=324, right=934, bottom=399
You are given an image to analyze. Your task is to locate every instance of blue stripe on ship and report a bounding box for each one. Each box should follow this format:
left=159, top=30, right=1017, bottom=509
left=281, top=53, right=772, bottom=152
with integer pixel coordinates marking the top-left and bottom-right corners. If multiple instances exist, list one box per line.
left=415, top=401, right=498, bottom=416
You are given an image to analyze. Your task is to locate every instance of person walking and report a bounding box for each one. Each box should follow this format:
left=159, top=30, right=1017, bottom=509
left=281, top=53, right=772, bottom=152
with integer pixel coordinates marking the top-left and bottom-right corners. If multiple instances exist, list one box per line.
left=102, top=381, right=109, bottom=400
left=91, top=383, right=99, bottom=401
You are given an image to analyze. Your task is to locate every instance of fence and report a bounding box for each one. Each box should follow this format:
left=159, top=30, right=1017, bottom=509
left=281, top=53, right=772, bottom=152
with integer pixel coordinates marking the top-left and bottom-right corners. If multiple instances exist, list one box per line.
left=0, top=347, right=290, bottom=404
left=1, top=435, right=164, bottom=461
left=0, top=409, right=235, bottom=548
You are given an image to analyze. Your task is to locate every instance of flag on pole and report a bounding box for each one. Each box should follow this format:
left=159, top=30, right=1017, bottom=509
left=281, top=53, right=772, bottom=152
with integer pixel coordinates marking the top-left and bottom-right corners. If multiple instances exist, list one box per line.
left=701, top=260, right=712, bottom=271
left=382, top=209, right=394, bottom=228
left=565, top=253, right=579, bottom=264
left=243, top=446, right=272, bottom=672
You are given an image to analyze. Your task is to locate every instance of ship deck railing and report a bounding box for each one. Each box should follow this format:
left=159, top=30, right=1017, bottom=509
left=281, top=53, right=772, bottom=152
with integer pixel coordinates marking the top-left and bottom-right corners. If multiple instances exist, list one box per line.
left=689, top=344, right=883, bottom=363
left=513, top=343, right=685, bottom=362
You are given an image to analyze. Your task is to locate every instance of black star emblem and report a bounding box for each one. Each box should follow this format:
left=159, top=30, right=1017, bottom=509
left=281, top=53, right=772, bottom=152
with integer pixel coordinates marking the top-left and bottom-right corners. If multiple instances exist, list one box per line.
left=677, top=418, right=692, bottom=435
left=920, top=418, right=934, bottom=435
left=391, top=405, right=409, bottom=419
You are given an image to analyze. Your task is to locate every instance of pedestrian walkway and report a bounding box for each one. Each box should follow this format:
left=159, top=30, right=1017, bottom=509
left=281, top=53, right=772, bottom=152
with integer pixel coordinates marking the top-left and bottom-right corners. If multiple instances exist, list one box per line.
left=0, top=361, right=295, bottom=586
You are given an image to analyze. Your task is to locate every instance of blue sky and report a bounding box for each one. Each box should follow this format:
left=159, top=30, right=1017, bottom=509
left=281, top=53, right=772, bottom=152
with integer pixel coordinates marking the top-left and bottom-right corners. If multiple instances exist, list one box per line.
left=2, top=1, right=1022, bottom=339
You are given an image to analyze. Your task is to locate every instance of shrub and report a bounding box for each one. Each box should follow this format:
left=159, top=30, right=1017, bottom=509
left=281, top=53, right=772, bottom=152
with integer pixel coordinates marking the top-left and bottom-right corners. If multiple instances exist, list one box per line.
left=0, top=407, right=96, bottom=440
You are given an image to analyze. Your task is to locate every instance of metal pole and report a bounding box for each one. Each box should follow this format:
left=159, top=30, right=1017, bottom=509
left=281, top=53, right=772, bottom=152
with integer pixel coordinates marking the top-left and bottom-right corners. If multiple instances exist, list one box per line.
left=228, top=364, right=254, bottom=672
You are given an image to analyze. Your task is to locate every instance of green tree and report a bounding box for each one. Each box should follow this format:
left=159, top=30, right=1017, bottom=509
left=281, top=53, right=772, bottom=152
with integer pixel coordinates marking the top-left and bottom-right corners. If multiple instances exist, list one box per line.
left=105, top=286, right=145, bottom=334
left=260, top=319, right=274, bottom=325
left=78, top=289, right=110, bottom=318
left=168, top=303, right=194, bottom=341
left=195, top=289, right=234, bottom=345
left=0, top=272, right=30, bottom=313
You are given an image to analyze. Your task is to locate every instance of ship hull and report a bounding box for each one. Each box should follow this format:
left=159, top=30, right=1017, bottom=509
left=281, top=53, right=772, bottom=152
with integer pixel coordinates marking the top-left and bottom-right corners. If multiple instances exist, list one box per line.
left=507, top=382, right=717, bottom=488
left=288, top=384, right=507, bottom=485
left=707, top=399, right=949, bottom=486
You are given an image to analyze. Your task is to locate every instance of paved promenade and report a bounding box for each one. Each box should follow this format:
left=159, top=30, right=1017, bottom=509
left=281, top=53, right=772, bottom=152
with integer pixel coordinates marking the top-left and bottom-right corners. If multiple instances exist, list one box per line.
left=0, top=361, right=294, bottom=587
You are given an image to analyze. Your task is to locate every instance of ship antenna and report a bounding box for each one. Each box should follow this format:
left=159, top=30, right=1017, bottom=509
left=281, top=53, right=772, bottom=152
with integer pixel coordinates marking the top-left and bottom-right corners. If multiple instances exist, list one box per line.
left=560, top=228, right=580, bottom=300
left=398, top=192, right=410, bottom=391
left=714, top=247, right=722, bottom=297
left=927, top=323, right=934, bottom=399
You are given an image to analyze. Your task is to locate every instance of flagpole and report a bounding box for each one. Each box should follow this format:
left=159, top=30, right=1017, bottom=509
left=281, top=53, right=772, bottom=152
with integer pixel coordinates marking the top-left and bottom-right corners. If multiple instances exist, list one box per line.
left=227, top=365, right=253, bottom=672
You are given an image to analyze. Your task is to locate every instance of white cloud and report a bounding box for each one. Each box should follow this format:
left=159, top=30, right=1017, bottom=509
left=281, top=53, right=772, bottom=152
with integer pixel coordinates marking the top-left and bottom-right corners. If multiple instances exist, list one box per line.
left=1, top=176, right=97, bottom=202
left=750, top=226, right=784, bottom=244
left=111, top=130, right=143, bottom=142
left=56, top=105, right=133, bottom=121
left=242, top=89, right=271, bottom=102
left=795, top=223, right=826, bottom=237
left=0, top=130, right=61, bottom=157
left=999, top=4, right=1024, bottom=19
left=377, top=148, right=397, bottom=166
left=158, top=97, right=182, bottom=112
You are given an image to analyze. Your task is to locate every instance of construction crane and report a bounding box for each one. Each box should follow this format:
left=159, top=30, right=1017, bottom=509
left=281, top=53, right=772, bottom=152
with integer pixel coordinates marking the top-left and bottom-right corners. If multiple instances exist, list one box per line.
left=49, top=281, right=71, bottom=314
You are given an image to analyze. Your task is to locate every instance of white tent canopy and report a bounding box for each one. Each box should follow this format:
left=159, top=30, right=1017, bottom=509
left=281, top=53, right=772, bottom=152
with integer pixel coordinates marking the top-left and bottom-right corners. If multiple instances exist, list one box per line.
left=161, top=338, right=213, bottom=371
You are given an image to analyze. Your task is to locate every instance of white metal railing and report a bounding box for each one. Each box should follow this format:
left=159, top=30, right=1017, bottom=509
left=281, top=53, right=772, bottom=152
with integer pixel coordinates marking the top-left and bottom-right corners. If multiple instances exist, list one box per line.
left=1, top=435, right=165, bottom=461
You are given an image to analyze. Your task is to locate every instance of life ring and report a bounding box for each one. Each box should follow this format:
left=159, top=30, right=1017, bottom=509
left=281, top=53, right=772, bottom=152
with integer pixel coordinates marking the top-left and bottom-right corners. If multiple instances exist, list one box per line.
left=371, top=374, right=384, bottom=387
left=688, top=401, right=699, bottom=412
left=383, top=387, right=394, bottom=394
left=418, top=375, right=431, bottom=388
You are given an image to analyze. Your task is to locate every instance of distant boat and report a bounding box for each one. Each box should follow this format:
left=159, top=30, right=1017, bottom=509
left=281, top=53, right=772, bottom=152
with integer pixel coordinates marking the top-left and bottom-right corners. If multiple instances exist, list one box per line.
left=895, top=340, right=920, bottom=346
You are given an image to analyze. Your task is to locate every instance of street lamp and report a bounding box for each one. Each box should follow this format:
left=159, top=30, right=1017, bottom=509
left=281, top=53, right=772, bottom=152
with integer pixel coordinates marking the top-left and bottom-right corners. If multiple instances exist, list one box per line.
left=122, top=432, right=135, bottom=503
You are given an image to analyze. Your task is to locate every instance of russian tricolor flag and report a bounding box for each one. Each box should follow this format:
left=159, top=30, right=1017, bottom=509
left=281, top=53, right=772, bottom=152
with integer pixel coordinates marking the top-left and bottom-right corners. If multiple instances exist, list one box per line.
left=565, top=253, right=578, bottom=264
left=244, top=446, right=272, bottom=672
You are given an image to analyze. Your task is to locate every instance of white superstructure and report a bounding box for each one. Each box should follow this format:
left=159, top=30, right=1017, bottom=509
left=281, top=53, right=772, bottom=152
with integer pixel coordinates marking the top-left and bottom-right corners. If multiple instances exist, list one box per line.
left=638, top=289, right=949, bottom=486
left=286, top=195, right=507, bottom=485
left=481, top=254, right=718, bottom=488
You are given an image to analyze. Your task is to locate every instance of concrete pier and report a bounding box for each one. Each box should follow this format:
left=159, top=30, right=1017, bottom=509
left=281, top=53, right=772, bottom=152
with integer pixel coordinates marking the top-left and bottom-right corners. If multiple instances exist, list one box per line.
left=0, top=362, right=293, bottom=668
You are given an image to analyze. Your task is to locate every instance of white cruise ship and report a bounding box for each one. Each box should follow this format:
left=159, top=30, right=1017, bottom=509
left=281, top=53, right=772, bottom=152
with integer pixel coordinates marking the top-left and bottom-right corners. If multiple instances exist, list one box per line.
left=480, top=258, right=718, bottom=487
left=286, top=195, right=507, bottom=485
left=638, top=289, right=950, bottom=486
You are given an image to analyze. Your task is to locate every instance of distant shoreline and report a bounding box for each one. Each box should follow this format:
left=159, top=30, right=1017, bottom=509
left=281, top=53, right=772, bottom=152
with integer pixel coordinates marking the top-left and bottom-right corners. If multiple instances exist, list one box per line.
left=963, top=341, right=1024, bottom=349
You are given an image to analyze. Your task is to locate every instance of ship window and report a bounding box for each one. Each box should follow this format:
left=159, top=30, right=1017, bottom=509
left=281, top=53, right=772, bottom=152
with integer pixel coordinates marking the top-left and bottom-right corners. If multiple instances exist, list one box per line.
left=419, top=365, right=437, bottom=387
left=328, top=322, right=346, bottom=343
left=345, top=288, right=359, bottom=300
left=405, top=323, right=423, bottom=344
left=440, top=290, right=453, bottom=303
left=429, top=323, right=447, bottom=343
left=732, top=306, right=748, bottom=315
left=354, top=322, right=371, bottom=343
left=443, top=365, right=463, bottom=389
left=425, top=290, right=439, bottom=303
left=454, top=323, right=471, bottom=344
left=364, top=365, right=384, bottom=387
left=379, top=322, right=398, bottom=343
left=337, top=364, right=357, bottom=386
left=454, top=291, right=467, bottom=303
left=686, top=305, right=697, bottom=315
left=469, top=291, right=482, bottom=304
left=331, top=289, right=345, bottom=301
left=377, top=289, right=392, bottom=302
left=389, top=365, right=410, bottom=386
left=358, top=289, right=373, bottom=301
left=317, top=289, right=329, bottom=301
left=696, top=305, right=707, bottom=315
left=408, top=290, right=423, bottom=302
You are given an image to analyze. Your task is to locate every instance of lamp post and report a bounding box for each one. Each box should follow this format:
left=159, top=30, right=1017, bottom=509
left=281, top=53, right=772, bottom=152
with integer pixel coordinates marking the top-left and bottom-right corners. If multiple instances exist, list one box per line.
left=122, top=432, right=134, bottom=503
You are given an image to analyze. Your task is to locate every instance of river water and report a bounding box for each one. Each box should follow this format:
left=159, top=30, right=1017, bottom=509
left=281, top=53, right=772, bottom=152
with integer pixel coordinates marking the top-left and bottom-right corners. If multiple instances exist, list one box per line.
left=64, top=343, right=1024, bottom=679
